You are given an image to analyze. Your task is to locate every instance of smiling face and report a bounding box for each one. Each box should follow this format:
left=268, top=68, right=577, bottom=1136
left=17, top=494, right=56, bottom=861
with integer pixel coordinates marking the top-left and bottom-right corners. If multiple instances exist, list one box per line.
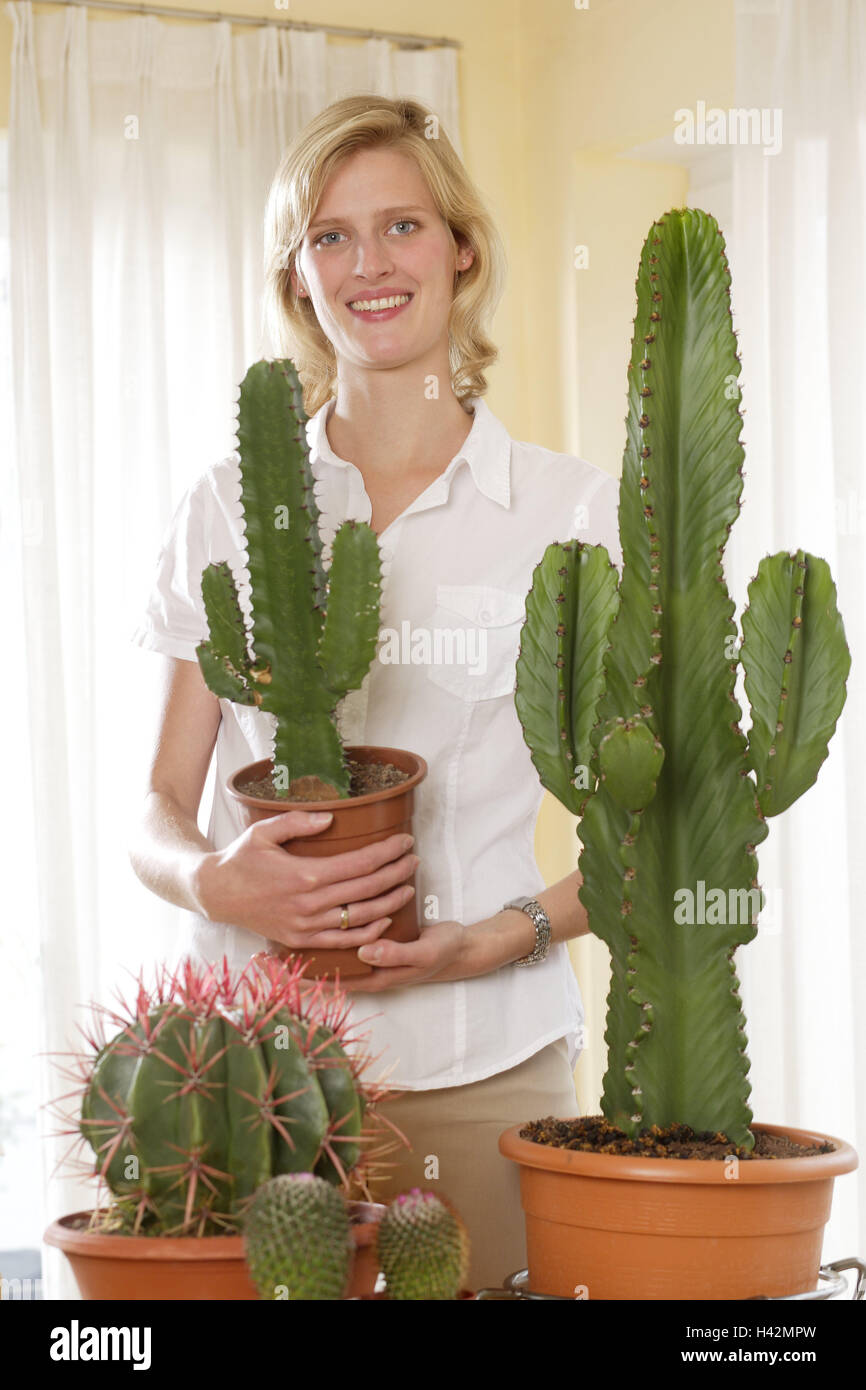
left=290, top=146, right=474, bottom=374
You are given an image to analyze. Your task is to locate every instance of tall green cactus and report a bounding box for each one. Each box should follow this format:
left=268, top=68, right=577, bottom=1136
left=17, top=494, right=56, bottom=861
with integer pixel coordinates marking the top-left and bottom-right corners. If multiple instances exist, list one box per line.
left=515, top=209, right=850, bottom=1149
left=195, top=359, right=383, bottom=798
left=75, top=956, right=372, bottom=1234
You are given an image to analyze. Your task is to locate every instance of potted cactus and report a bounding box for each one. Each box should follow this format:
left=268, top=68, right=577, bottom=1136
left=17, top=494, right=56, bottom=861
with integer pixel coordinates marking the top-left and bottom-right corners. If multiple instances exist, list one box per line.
left=498, top=207, right=857, bottom=1300
left=373, top=1188, right=472, bottom=1300
left=243, top=1175, right=473, bottom=1300
left=44, top=954, right=404, bottom=1299
left=196, top=358, right=426, bottom=977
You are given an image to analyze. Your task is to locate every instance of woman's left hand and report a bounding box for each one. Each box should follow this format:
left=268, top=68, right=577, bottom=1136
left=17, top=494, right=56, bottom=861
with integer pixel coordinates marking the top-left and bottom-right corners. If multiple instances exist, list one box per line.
left=342, top=919, right=475, bottom=991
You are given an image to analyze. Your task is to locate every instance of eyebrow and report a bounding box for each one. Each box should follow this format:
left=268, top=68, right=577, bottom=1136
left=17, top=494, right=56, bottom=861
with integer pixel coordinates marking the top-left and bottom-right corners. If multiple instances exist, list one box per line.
left=308, top=205, right=429, bottom=233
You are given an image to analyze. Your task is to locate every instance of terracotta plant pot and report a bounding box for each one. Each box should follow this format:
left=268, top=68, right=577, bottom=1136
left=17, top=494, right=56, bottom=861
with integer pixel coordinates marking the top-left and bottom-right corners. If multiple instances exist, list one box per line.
left=499, top=1121, right=858, bottom=1300
left=227, top=745, right=427, bottom=979
left=44, top=1200, right=387, bottom=1301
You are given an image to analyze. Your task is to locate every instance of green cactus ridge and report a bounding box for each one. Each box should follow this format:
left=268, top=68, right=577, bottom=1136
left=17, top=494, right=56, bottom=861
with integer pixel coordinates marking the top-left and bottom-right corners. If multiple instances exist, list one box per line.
left=376, top=1189, right=470, bottom=1300
left=195, top=359, right=384, bottom=798
left=515, top=208, right=850, bottom=1146
left=76, top=957, right=370, bottom=1235
left=243, top=1173, right=353, bottom=1300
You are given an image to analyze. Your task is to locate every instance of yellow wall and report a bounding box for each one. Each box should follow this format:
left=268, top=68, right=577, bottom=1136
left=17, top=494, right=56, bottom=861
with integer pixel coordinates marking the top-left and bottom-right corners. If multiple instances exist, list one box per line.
left=0, top=0, right=735, bottom=1112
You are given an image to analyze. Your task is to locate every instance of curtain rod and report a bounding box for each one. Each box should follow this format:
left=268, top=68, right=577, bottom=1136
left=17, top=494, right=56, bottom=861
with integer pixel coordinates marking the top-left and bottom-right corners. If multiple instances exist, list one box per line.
left=30, top=0, right=461, bottom=48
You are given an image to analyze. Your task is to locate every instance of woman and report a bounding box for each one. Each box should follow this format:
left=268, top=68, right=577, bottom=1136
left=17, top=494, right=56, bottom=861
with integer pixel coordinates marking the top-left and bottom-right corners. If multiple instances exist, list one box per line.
left=129, top=95, right=621, bottom=1290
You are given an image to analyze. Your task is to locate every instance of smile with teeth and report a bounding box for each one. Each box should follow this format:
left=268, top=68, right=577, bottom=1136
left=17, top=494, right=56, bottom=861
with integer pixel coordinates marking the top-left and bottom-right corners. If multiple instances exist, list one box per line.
left=348, top=293, right=412, bottom=311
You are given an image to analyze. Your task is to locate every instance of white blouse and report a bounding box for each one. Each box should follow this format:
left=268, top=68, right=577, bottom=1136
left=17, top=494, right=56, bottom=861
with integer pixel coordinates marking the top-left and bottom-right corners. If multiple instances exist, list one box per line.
left=130, top=392, right=622, bottom=1090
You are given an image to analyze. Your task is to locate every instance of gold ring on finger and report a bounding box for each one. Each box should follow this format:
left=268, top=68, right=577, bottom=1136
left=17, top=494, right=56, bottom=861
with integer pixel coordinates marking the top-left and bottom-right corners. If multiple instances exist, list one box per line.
left=339, top=905, right=350, bottom=931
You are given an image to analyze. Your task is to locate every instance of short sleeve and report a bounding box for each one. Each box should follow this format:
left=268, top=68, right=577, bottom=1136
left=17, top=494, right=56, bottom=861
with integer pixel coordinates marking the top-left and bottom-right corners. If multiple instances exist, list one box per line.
left=588, top=471, right=623, bottom=573
left=130, top=473, right=213, bottom=662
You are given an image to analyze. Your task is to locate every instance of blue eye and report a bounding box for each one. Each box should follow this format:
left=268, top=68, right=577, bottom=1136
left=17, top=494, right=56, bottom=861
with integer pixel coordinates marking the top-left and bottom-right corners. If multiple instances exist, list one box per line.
left=313, top=219, right=418, bottom=247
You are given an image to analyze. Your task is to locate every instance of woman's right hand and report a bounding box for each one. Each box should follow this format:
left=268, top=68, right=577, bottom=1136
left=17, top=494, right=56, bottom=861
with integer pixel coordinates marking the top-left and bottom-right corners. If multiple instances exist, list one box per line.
left=191, top=811, right=419, bottom=953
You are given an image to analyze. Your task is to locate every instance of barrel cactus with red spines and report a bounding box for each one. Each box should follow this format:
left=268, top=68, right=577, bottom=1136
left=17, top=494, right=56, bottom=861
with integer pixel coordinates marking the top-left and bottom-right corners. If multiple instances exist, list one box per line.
left=64, top=954, right=385, bottom=1234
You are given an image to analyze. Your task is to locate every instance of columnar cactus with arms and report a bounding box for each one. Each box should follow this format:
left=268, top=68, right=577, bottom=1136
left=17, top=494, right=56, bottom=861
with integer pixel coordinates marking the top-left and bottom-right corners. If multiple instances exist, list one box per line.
left=515, top=209, right=850, bottom=1149
left=195, top=358, right=383, bottom=799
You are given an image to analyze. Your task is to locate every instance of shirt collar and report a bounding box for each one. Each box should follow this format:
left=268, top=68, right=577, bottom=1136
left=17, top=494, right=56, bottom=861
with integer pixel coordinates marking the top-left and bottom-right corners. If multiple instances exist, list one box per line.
left=304, top=393, right=512, bottom=509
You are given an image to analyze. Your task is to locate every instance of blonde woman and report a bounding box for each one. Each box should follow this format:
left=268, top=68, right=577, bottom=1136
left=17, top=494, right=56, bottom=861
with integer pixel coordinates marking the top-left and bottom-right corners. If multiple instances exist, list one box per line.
left=130, top=95, right=621, bottom=1290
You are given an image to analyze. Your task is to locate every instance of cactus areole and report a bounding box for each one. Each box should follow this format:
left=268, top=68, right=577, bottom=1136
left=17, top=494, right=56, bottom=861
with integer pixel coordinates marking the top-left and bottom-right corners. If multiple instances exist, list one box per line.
left=195, top=358, right=384, bottom=800
left=515, top=208, right=850, bottom=1150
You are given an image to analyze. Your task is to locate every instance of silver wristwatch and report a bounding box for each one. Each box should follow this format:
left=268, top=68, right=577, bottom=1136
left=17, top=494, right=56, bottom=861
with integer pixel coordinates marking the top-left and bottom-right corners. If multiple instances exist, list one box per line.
left=501, top=895, right=552, bottom=966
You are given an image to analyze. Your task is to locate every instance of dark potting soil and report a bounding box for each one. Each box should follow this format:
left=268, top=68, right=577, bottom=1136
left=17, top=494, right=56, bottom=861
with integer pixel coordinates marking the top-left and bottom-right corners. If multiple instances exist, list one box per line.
left=237, top=756, right=410, bottom=803
left=519, top=1115, right=834, bottom=1160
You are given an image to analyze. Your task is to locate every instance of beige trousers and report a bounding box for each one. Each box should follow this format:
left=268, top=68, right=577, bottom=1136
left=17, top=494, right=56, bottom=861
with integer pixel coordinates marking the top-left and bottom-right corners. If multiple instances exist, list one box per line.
left=369, top=1036, right=580, bottom=1292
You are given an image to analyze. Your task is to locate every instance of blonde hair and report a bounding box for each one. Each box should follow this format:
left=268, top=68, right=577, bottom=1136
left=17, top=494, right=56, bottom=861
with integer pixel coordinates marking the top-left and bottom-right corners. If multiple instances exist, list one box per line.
left=262, top=95, right=507, bottom=416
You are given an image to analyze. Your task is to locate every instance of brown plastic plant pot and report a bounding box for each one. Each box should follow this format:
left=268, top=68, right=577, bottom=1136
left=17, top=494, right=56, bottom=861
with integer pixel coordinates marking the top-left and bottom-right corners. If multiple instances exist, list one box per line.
left=226, top=745, right=427, bottom=979
left=44, top=1201, right=387, bottom=1301
left=498, top=1120, right=858, bottom=1301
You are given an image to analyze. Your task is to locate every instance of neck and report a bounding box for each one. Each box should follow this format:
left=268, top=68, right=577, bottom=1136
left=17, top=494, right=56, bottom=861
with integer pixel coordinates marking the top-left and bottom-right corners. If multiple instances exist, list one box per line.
left=326, top=352, right=474, bottom=477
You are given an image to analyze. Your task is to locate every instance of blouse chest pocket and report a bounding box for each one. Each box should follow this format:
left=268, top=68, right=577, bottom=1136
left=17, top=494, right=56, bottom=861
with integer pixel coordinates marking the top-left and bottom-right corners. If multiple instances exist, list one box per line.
left=425, top=583, right=527, bottom=702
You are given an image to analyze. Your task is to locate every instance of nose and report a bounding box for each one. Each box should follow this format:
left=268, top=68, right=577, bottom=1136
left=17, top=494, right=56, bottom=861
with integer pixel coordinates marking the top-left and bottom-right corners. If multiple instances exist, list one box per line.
left=350, top=232, right=395, bottom=279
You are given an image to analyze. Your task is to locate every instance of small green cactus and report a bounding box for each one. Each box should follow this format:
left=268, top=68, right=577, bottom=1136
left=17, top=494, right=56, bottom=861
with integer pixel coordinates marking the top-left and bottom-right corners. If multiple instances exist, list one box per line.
left=376, top=1189, right=470, bottom=1300
left=244, top=1173, right=353, bottom=1300
left=195, top=358, right=383, bottom=800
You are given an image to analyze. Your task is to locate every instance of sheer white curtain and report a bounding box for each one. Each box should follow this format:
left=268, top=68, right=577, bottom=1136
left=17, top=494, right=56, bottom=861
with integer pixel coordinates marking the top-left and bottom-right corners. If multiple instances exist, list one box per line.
left=727, top=0, right=866, bottom=1263
left=3, top=0, right=459, bottom=1297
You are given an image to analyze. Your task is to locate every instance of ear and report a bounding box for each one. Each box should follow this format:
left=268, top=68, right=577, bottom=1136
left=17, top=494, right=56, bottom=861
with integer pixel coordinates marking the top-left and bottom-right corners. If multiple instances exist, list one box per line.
left=289, top=263, right=307, bottom=299
left=454, top=236, right=476, bottom=273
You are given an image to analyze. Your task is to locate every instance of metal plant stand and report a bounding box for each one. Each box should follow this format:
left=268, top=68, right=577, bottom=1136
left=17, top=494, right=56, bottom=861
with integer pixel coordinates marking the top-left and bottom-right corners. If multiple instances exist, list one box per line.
left=473, top=1256, right=865, bottom=1301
